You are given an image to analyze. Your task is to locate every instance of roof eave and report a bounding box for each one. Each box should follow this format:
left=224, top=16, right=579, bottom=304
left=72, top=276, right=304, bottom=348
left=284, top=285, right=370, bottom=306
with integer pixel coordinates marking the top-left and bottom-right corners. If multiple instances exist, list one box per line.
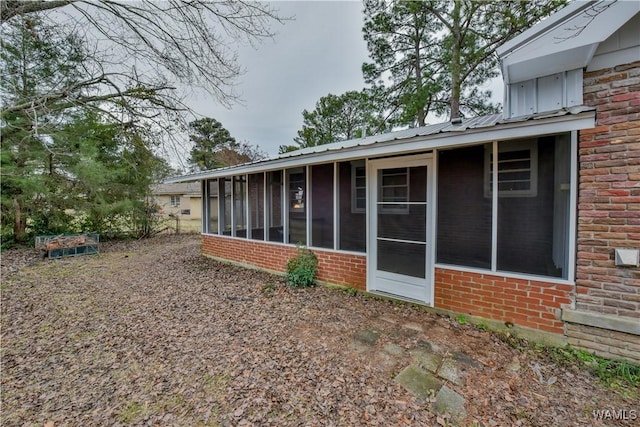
left=165, top=109, right=595, bottom=183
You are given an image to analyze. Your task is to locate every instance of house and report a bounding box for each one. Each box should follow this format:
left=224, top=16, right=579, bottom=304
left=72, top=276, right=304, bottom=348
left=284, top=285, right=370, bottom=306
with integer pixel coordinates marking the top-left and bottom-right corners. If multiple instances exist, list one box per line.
left=152, top=182, right=203, bottom=220
left=168, top=1, right=639, bottom=363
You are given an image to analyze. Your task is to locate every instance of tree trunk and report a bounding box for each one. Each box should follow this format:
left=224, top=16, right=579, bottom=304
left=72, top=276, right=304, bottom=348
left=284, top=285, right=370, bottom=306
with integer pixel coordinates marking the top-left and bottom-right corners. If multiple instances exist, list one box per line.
left=13, top=196, right=27, bottom=242
left=450, top=1, right=462, bottom=121
left=413, top=11, right=426, bottom=127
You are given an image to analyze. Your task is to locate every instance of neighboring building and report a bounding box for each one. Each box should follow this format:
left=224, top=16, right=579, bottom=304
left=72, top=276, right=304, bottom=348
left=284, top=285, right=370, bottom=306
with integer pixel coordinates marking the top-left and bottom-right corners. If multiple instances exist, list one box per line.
left=152, top=182, right=203, bottom=221
left=168, top=1, right=639, bottom=363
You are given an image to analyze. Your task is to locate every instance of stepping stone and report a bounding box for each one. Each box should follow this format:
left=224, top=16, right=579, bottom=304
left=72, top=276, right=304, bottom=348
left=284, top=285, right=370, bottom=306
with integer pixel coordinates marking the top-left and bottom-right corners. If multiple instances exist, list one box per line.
left=437, top=358, right=465, bottom=386
left=452, top=351, right=482, bottom=368
left=379, top=316, right=397, bottom=324
left=402, top=322, right=424, bottom=332
left=418, top=340, right=442, bottom=353
left=410, top=348, right=442, bottom=373
left=395, top=365, right=443, bottom=400
left=353, top=329, right=380, bottom=346
left=506, top=356, right=521, bottom=373
left=383, top=343, right=404, bottom=356
left=433, top=385, right=467, bottom=422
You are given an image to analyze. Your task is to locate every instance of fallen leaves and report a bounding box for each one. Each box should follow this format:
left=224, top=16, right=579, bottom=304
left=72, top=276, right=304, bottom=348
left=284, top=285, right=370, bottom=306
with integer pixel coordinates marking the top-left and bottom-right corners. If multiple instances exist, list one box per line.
left=1, top=235, right=636, bottom=426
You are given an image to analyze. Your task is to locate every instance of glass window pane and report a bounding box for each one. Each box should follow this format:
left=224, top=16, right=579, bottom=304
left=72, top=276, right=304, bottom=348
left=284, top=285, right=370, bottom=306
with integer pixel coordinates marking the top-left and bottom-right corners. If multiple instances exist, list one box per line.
left=267, top=171, right=283, bottom=242
left=339, top=161, right=366, bottom=252
left=222, top=178, right=232, bottom=236
left=234, top=176, right=247, bottom=238
left=311, top=164, right=334, bottom=249
left=377, top=240, right=426, bottom=278
left=287, top=168, right=306, bottom=245
left=437, top=145, right=492, bottom=268
left=497, top=135, right=568, bottom=278
left=208, top=179, right=218, bottom=234
left=378, top=205, right=426, bottom=242
left=248, top=173, right=264, bottom=240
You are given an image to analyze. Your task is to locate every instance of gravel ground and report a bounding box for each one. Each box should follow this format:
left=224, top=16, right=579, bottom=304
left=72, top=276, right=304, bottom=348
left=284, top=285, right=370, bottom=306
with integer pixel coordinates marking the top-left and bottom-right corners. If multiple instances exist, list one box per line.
left=1, top=235, right=637, bottom=426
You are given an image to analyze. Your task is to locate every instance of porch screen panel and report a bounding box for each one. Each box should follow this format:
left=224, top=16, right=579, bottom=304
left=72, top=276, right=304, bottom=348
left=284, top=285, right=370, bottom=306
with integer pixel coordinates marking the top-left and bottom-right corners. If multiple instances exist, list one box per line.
left=287, top=167, right=306, bottom=245
left=222, top=178, right=232, bottom=236
left=338, top=161, right=366, bottom=252
left=497, top=135, right=569, bottom=278
left=437, top=145, right=492, bottom=268
left=267, top=171, right=283, bottom=242
left=233, top=176, right=247, bottom=237
left=248, top=173, right=265, bottom=240
left=208, top=179, right=218, bottom=234
left=311, top=163, right=334, bottom=249
left=377, top=166, right=427, bottom=278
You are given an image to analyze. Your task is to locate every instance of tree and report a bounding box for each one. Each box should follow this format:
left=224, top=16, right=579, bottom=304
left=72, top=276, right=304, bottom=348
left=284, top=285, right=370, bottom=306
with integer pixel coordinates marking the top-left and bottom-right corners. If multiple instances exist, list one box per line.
left=188, top=117, right=265, bottom=171
left=362, top=0, right=565, bottom=124
left=1, top=1, right=284, bottom=148
left=282, top=89, right=391, bottom=153
left=0, top=17, right=173, bottom=242
left=1, top=15, right=89, bottom=241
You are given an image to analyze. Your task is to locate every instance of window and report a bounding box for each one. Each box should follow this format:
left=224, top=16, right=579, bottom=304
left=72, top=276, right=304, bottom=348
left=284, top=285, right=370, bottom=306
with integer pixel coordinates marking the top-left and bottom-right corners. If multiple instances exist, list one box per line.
left=170, top=195, right=180, bottom=207
left=339, top=161, right=365, bottom=252
left=437, top=134, right=572, bottom=279
left=287, top=167, right=306, bottom=245
left=234, top=176, right=247, bottom=237
left=351, top=161, right=366, bottom=213
left=379, top=168, right=409, bottom=214
left=311, top=163, right=334, bottom=249
left=207, top=179, right=218, bottom=234
left=267, top=171, right=283, bottom=242
left=485, top=140, right=538, bottom=197
left=249, top=173, right=265, bottom=240
left=437, top=145, right=492, bottom=269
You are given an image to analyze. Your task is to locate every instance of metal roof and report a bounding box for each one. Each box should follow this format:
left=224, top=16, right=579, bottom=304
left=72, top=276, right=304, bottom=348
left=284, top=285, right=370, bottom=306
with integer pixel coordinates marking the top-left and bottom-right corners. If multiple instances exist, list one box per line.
left=153, top=182, right=200, bottom=195
left=166, top=106, right=595, bottom=183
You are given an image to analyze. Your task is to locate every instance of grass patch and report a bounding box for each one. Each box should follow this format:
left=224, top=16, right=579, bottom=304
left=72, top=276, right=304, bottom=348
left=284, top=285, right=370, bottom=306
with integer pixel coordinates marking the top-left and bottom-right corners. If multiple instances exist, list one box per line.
left=117, top=401, right=152, bottom=424
left=544, top=346, right=639, bottom=392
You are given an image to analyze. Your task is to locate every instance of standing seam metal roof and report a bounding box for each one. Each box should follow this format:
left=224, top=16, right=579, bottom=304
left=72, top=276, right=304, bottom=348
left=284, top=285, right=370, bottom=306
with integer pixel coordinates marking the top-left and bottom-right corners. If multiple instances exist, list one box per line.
left=166, top=107, right=593, bottom=183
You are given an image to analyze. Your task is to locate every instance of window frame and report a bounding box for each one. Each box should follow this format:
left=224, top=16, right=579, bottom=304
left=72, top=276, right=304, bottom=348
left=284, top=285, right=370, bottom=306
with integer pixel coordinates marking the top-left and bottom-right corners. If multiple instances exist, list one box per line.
left=484, top=139, right=538, bottom=198
left=170, top=195, right=181, bottom=207
left=378, top=167, right=410, bottom=214
left=351, top=160, right=366, bottom=214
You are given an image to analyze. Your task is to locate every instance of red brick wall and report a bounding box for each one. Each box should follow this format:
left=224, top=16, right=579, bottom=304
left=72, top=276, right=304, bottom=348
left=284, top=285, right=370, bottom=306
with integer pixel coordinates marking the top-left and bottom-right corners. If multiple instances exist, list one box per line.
left=202, top=234, right=367, bottom=290
left=434, top=268, right=572, bottom=334
left=578, top=61, right=640, bottom=319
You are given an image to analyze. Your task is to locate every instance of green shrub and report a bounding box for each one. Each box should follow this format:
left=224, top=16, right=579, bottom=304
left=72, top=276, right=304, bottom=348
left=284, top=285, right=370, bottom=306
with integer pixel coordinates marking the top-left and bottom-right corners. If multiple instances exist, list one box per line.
left=286, top=246, right=318, bottom=287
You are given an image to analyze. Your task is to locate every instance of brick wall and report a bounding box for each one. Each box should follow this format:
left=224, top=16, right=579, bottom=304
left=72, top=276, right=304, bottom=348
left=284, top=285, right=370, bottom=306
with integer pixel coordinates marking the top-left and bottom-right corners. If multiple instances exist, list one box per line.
left=202, top=234, right=367, bottom=290
left=570, top=61, right=640, bottom=363
left=434, top=268, right=572, bottom=334
left=578, top=61, right=640, bottom=317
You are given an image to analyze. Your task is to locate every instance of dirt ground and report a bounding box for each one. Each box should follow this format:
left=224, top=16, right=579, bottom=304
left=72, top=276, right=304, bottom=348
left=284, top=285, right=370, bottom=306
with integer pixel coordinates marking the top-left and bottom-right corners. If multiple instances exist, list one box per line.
left=1, top=235, right=637, bottom=426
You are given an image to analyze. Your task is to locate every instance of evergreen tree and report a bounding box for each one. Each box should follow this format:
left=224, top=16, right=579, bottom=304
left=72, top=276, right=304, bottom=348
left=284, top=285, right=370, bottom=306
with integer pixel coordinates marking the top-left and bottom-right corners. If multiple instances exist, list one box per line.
left=362, top=0, right=566, bottom=124
left=188, top=117, right=265, bottom=171
left=283, top=89, right=391, bottom=153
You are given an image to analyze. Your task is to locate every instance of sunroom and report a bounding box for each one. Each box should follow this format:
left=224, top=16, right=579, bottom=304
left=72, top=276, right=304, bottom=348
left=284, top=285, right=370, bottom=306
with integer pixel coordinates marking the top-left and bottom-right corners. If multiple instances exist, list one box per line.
left=169, top=108, right=593, bottom=313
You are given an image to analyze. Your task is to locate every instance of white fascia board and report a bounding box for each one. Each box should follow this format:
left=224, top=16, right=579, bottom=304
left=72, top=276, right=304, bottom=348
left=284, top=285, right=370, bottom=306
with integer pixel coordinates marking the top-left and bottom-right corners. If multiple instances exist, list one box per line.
left=497, top=1, right=594, bottom=57
left=171, top=111, right=595, bottom=182
left=500, top=1, right=639, bottom=83
left=505, top=44, right=598, bottom=83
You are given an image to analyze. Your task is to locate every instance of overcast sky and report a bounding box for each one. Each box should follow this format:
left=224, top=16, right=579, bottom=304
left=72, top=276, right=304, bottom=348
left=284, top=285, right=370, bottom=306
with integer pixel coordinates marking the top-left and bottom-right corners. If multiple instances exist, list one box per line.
left=186, top=1, right=503, bottom=158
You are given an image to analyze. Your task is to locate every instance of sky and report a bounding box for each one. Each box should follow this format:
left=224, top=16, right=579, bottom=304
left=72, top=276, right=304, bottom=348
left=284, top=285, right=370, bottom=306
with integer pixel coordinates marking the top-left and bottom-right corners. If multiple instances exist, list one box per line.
left=186, top=1, right=370, bottom=157
left=185, top=1, right=504, bottom=158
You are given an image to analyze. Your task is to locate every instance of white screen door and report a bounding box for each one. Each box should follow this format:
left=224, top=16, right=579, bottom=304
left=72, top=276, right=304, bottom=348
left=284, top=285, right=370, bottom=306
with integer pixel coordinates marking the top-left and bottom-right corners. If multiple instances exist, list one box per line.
left=369, top=155, right=433, bottom=304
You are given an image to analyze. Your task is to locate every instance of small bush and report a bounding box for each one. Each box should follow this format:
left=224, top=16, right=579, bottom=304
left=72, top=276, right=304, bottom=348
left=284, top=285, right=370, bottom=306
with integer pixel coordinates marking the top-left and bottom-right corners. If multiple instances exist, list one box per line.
left=286, top=246, right=318, bottom=287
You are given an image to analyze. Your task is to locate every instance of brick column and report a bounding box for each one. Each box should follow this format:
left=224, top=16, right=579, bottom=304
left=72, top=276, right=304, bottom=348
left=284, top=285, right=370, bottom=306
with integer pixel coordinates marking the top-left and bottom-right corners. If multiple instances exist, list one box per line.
left=570, top=61, right=640, bottom=363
